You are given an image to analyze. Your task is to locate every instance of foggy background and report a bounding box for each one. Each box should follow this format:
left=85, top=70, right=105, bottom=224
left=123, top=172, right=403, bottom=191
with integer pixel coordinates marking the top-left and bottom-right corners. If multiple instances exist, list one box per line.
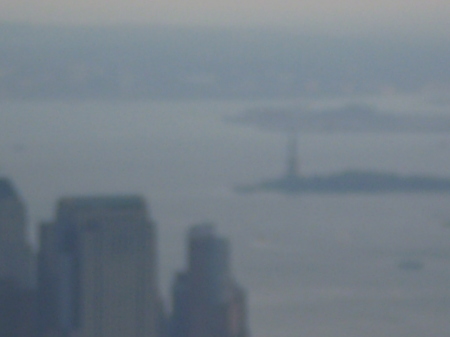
left=3, top=98, right=450, bottom=337
left=2, top=1, right=450, bottom=336
left=1, top=24, right=450, bottom=100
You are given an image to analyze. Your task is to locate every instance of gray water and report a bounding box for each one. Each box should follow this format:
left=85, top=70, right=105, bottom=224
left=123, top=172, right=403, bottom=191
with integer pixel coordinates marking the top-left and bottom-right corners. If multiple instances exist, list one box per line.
left=1, top=97, right=450, bottom=337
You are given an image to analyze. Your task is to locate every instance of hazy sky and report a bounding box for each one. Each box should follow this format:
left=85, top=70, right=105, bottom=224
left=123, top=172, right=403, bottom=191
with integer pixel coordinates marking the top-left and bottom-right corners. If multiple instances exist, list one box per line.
left=2, top=0, right=450, bottom=36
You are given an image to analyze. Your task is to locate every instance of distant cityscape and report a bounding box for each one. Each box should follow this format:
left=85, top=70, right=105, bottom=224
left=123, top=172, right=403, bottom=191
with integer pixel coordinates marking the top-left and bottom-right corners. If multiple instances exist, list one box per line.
left=1, top=24, right=450, bottom=100
left=0, top=178, right=248, bottom=337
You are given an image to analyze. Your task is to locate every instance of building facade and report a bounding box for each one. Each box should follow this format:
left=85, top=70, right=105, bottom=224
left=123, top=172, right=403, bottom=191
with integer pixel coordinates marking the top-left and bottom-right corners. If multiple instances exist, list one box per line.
left=38, top=196, right=160, bottom=337
left=171, top=224, right=248, bottom=337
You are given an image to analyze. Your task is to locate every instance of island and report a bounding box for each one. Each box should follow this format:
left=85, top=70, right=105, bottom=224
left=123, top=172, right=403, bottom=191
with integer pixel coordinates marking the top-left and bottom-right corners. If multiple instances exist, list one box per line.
left=235, top=136, right=450, bottom=194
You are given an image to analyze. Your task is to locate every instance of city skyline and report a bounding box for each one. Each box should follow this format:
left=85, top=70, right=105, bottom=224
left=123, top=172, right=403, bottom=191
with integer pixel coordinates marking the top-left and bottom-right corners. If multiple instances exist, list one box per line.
left=1, top=0, right=449, bottom=330
left=1, top=177, right=249, bottom=337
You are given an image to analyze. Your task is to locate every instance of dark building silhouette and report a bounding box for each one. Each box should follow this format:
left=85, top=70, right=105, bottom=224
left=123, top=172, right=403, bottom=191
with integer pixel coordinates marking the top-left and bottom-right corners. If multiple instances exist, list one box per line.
left=38, top=196, right=161, bottom=337
left=0, top=178, right=36, bottom=337
left=170, top=224, right=248, bottom=337
left=37, top=222, right=59, bottom=337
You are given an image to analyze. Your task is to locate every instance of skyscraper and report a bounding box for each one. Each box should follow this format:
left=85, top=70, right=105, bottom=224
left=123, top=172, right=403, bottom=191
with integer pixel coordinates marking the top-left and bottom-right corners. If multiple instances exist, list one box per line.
left=171, top=223, right=248, bottom=337
left=0, top=178, right=36, bottom=337
left=38, top=195, right=160, bottom=337
left=0, top=178, right=34, bottom=288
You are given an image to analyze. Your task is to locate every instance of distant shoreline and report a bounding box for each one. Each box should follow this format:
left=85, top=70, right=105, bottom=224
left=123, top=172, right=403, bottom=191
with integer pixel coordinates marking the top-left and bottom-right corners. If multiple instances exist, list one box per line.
left=235, top=170, right=450, bottom=194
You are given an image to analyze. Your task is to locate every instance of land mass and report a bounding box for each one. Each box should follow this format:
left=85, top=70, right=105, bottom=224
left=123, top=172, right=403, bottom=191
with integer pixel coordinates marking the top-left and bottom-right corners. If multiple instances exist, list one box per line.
left=235, top=170, right=450, bottom=194
left=236, top=135, right=450, bottom=195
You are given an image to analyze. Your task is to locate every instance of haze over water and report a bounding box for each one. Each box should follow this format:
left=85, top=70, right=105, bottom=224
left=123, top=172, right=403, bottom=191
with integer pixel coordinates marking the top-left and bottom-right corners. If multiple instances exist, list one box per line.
left=2, top=95, right=450, bottom=337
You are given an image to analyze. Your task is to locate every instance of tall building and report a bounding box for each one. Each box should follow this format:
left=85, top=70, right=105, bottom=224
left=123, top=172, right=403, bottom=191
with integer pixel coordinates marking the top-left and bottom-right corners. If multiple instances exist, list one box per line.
left=37, top=222, right=60, bottom=337
left=171, top=223, right=248, bottom=337
left=0, top=178, right=34, bottom=288
left=0, top=178, right=36, bottom=337
left=38, top=196, right=160, bottom=337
